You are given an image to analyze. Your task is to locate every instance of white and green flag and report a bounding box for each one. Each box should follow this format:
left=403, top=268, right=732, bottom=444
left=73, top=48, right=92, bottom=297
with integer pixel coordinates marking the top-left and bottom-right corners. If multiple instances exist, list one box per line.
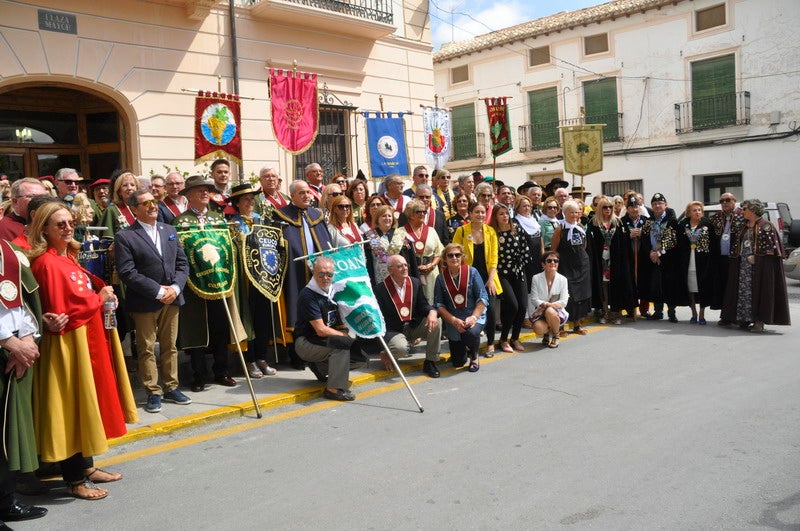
left=313, top=245, right=386, bottom=338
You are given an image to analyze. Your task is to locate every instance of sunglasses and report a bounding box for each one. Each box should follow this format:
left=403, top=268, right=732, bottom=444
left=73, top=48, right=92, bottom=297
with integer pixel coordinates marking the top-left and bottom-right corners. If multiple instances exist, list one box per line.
left=316, top=272, right=334, bottom=278
left=720, top=198, right=734, bottom=203
left=333, top=180, right=346, bottom=185
left=414, top=210, right=427, bottom=215
left=59, top=180, right=80, bottom=185
left=416, top=174, right=429, bottom=178
left=329, top=192, right=343, bottom=197
left=546, top=205, right=558, bottom=210
left=417, top=196, right=432, bottom=200
left=336, top=204, right=352, bottom=210
left=446, top=253, right=462, bottom=258
left=480, top=194, right=493, bottom=198
left=602, top=206, right=613, bottom=210
left=545, top=258, right=560, bottom=264
left=138, top=199, right=158, bottom=207
left=53, top=220, right=78, bottom=230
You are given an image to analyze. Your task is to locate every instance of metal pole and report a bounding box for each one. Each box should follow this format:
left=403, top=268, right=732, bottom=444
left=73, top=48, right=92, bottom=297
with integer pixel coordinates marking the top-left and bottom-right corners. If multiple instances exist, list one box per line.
left=229, top=0, right=244, bottom=183
left=376, top=336, right=424, bottom=413
left=221, top=297, right=262, bottom=418
left=270, top=300, right=280, bottom=365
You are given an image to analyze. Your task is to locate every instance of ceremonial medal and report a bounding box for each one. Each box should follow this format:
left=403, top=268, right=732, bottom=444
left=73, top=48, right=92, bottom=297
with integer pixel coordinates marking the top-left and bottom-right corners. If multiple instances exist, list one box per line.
left=691, top=244, right=697, bottom=250
left=70, top=272, right=77, bottom=282
left=0, top=280, right=18, bottom=302
left=722, top=234, right=730, bottom=241
left=454, top=294, right=465, bottom=305
left=400, top=306, right=410, bottom=317
left=415, top=241, right=424, bottom=251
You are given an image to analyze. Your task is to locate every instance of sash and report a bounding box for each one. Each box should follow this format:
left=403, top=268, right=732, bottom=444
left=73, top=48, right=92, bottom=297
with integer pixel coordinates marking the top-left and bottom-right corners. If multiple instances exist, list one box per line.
left=337, top=223, right=363, bottom=244
left=163, top=197, right=185, bottom=217
left=443, top=264, right=469, bottom=308
left=118, top=204, right=136, bottom=226
left=308, top=185, right=323, bottom=204
left=0, top=240, right=23, bottom=309
left=384, top=276, right=412, bottom=322
left=265, top=192, right=288, bottom=209
left=425, top=208, right=436, bottom=228
left=404, top=223, right=429, bottom=255
left=385, top=194, right=406, bottom=216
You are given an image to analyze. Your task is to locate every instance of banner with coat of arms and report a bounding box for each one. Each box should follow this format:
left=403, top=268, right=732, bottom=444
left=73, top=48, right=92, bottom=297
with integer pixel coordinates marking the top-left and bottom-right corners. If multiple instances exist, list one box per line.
left=178, top=228, right=236, bottom=300
left=269, top=68, right=319, bottom=155
left=311, top=245, right=385, bottom=338
left=422, top=106, right=451, bottom=170
left=560, top=124, right=605, bottom=176
left=485, top=97, right=512, bottom=158
left=241, top=224, right=288, bottom=302
left=194, top=91, right=242, bottom=165
left=364, top=111, right=409, bottom=178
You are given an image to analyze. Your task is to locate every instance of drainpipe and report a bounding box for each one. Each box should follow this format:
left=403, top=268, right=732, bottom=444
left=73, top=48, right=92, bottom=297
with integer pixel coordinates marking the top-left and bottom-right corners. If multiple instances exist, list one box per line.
left=229, top=0, right=243, bottom=183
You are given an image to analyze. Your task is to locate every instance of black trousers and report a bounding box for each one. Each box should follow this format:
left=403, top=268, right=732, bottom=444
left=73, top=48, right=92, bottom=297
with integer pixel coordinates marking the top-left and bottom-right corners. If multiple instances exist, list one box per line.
left=499, top=274, right=528, bottom=343
left=449, top=323, right=484, bottom=367
left=188, top=299, right=230, bottom=381
left=61, top=452, right=93, bottom=483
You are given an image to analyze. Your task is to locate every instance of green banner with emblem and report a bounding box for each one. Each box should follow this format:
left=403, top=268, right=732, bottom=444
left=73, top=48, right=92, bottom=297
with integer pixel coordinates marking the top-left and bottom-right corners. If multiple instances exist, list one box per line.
left=179, top=227, right=236, bottom=300
left=561, top=124, right=605, bottom=176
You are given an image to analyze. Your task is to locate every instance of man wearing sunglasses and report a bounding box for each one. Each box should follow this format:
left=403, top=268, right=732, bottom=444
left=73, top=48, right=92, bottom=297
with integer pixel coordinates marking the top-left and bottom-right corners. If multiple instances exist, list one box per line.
left=54, top=167, right=83, bottom=205
left=116, top=190, right=191, bottom=412
left=709, top=192, right=745, bottom=322
left=402, top=165, right=430, bottom=198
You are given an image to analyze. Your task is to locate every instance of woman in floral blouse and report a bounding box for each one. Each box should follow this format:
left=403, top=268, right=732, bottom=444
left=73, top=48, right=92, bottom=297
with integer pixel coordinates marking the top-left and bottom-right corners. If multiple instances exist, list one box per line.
left=677, top=201, right=717, bottom=324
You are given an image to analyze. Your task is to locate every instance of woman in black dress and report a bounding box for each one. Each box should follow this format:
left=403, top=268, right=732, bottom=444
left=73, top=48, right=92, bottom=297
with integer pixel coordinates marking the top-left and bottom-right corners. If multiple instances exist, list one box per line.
left=550, top=200, right=592, bottom=335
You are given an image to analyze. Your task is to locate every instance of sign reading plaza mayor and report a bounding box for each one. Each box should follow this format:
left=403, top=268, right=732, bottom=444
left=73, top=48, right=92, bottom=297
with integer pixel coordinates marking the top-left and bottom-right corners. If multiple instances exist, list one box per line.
left=179, top=228, right=236, bottom=300
left=194, top=91, right=243, bottom=165
left=240, top=224, right=288, bottom=303
left=560, top=124, right=605, bottom=176
left=269, top=68, right=319, bottom=155
left=312, top=245, right=386, bottom=338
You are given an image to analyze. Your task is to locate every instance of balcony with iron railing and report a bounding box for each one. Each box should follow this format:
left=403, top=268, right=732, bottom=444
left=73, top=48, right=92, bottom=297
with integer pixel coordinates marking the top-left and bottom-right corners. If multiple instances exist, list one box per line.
left=674, top=91, right=750, bottom=134
left=451, top=132, right=486, bottom=161
left=246, top=0, right=395, bottom=38
left=518, top=112, right=624, bottom=152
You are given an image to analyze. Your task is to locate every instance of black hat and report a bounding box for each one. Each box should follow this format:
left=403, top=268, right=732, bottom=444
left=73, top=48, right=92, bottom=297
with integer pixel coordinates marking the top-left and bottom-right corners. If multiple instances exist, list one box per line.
left=472, top=171, right=483, bottom=178
left=626, top=195, right=640, bottom=208
left=570, top=186, right=589, bottom=198
left=517, top=181, right=535, bottom=194
left=228, top=182, right=262, bottom=202
left=651, top=193, right=667, bottom=203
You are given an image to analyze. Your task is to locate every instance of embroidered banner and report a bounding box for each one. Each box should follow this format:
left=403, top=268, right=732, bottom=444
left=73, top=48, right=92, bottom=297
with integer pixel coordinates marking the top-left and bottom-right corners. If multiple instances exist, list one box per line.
left=364, top=111, right=409, bottom=178
left=485, top=97, right=512, bottom=157
left=422, top=106, right=451, bottom=169
left=240, top=224, right=288, bottom=302
left=179, top=227, right=236, bottom=300
left=560, top=124, right=605, bottom=176
left=269, top=68, right=319, bottom=155
left=194, top=91, right=242, bottom=165
left=311, top=245, right=385, bottom=338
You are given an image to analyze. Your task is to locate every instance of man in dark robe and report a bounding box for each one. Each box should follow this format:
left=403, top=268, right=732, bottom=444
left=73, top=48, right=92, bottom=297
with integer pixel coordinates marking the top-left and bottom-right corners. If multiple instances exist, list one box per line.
left=709, top=192, right=745, bottom=323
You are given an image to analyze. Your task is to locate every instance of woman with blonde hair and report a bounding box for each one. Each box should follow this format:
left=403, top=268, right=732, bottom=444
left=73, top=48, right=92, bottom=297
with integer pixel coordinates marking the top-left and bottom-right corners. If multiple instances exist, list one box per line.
left=28, top=202, right=137, bottom=500
left=99, top=170, right=142, bottom=238
left=391, top=199, right=444, bottom=302
left=328, top=194, right=363, bottom=247
left=677, top=201, right=716, bottom=324
left=551, top=200, right=591, bottom=335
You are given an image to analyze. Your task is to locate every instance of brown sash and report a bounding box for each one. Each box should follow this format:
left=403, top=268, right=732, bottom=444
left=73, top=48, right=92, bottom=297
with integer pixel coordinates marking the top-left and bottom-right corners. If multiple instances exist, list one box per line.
left=384, top=276, right=412, bottom=322
left=0, top=240, right=23, bottom=309
left=404, top=223, right=429, bottom=255
left=163, top=197, right=184, bottom=217
left=443, top=264, right=469, bottom=309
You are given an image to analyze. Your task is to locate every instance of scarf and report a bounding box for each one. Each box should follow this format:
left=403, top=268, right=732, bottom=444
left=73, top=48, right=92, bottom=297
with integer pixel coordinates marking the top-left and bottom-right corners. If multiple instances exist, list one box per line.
left=307, top=276, right=331, bottom=299
left=515, top=213, right=541, bottom=236
left=560, top=219, right=585, bottom=243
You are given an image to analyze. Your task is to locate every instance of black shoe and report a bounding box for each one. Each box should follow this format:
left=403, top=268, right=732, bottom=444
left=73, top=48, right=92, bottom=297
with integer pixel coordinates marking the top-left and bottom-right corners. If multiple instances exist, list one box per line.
left=323, top=388, right=355, bottom=401
left=423, top=360, right=440, bottom=378
left=190, top=381, right=206, bottom=392
left=718, top=319, right=732, bottom=327
left=0, top=502, right=48, bottom=522
left=668, top=312, right=678, bottom=323
left=307, top=362, right=328, bottom=383
left=214, top=376, right=237, bottom=387
left=647, top=313, right=663, bottom=320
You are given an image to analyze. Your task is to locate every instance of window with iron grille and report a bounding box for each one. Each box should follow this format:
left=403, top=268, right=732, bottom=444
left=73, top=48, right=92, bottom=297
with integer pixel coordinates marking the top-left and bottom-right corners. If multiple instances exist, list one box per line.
left=295, top=106, right=351, bottom=181
left=696, top=4, right=726, bottom=32
left=527, top=87, right=560, bottom=150
left=691, top=54, right=736, bottom=130
left=451, top=103, right=478, bottom=160
left=602, top=179, right=643, bottom=198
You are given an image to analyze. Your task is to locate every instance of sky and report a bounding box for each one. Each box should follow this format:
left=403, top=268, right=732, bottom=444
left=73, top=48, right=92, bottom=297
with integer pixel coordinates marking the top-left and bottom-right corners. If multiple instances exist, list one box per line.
left=429, top=0, right=603, bottom=50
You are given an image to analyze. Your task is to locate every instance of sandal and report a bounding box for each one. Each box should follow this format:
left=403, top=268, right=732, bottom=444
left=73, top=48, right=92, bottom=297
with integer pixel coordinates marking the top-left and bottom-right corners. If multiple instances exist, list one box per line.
left=85, top=467, right=122, bottom=483
left=548, top=336, right=559, bottom=348
left=572, top=326, right=588, bottom=336
left=484, top=346, right=495, bottom=358
left=67, top=479, right=108, bottom=500
left=511, top=340, right=525, bottom=352
left=256, top=360, right=277, bottom=376
left=468, top=361, right=480, bottom=372
left=541, top=333, right=550, bottom=346
left=246, top=362, right=264, bottom=379
left=499, top=342, right=514, bottom=353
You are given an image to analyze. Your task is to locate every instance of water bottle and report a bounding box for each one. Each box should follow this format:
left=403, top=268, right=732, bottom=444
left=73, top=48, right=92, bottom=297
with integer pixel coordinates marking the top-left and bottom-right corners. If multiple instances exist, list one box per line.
left=103, top=300, right=117, bottom=329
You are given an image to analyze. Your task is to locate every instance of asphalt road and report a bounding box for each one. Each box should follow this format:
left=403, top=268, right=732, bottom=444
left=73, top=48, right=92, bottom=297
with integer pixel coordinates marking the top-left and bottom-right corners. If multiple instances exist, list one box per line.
left=17, top=280, right=800, bottom=530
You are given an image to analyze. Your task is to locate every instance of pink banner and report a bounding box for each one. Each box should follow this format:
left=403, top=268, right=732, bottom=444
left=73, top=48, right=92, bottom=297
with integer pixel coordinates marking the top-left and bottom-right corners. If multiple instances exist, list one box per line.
left=269, top=68, right=319, bottom=155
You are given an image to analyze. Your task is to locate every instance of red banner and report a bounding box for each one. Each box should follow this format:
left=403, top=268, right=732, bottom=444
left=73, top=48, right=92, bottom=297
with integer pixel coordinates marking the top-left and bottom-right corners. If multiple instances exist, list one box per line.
left=485, top=97, right=512, bottom=158
left=269, top=68, right=319, bottom=155
left=194, top=92, right=242, bottom=165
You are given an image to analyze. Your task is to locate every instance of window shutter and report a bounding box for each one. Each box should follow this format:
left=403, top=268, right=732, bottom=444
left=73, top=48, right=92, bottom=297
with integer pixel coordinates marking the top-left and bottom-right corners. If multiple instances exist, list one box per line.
left=583, top=77, right=619, bottom=142
left=691, top=54, right=735, bottom=129
left=452, top=103, right=477, bottom=159
left=528, top=87, right=560, bottom=149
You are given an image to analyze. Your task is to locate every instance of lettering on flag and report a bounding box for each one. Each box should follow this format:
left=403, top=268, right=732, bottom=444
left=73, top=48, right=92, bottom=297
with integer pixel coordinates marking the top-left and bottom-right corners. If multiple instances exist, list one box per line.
left=364, top=111, right=410, bottom=178
left=485, top=97, right=512, bottom=157
left=179, top=228, right=236, bottom=300
left=560, top=124, right=605, bottom=176
left=311, top=245, right=386, bottom=338
left=194, top=91, right=242, bottom=165
left=240, top=224, right=288, bottom=302
left=422, top=106, right=451, bottom=169
left=269, top=68, right=319, bottom=155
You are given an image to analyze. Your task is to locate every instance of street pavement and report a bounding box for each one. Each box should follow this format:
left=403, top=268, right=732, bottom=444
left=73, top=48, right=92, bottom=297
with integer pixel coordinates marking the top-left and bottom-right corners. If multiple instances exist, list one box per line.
left=14, top=279, right=800, bottom=530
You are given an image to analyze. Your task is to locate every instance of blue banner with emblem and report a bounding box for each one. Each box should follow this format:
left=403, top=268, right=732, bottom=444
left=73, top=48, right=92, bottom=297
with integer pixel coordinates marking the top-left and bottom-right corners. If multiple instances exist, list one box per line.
left=364, top=111, right=409, bottom=178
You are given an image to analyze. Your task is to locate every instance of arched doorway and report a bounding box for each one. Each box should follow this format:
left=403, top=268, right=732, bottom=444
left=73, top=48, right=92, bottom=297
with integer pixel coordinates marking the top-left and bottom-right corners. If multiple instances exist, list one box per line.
left=0, top=85, right=129, bottom=181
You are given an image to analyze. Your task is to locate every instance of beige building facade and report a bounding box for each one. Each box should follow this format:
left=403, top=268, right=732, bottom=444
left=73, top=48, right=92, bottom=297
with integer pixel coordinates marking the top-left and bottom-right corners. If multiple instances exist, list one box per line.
left=0, top=0, right=434, bottom=186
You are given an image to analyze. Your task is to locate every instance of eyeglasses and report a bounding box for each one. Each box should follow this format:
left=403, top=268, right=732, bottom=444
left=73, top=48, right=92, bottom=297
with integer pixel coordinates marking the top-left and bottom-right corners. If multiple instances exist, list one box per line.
left=720, top=198, right=734, bottom=203
left=446, top=253, right=462, bottom=258
left=417, top=196, right=431, bottom=200
left=336, top=204, right=352, bottom=210
left=545, top=258, right=560, bottom=264
left=602, top=206, right=613, bottom=210
left=414, top=210, right=427, bottom=215
left=138, top=199, right=158, bottom=207
left=59, top=180, right=80, bottom=185
left=166, top=182, right=183, bottom=187
left=316, top=272, right=334, bottom=278
left=334, top=180, right=346, bottom=185
left=53, top=220, right=77, bottom=230
left=389, top=181, right=403, bottom=186
left=330, top=192, right=343, bottom=197
left=480, top=194, right=493, bottom=198
left=416, top=174, right=429, bottom=178
left=393, top=263, right=409, bottom=268
left=546, top=205, right=558, bottom=210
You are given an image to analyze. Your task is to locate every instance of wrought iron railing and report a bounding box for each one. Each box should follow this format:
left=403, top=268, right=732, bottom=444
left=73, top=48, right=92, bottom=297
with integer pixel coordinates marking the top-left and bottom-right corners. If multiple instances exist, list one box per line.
left=674, top=91, right=750, bottom=134
left=244, top=0, right=393, bottom=24
left=451, top=132, right=485, bottom=161
left=518, top=112, right=623, bottom=151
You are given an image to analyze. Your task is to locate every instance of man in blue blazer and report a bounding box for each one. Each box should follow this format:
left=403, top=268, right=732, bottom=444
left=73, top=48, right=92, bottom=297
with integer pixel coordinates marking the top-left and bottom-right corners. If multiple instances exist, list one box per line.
left=115, top=190, right=191, bottom=413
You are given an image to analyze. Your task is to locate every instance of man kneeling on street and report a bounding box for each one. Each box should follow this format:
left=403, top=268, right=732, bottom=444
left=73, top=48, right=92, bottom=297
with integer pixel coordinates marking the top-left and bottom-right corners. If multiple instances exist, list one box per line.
left=374, top=255, right=442, bottom=377
left=294, top=256, right=358, bottom=401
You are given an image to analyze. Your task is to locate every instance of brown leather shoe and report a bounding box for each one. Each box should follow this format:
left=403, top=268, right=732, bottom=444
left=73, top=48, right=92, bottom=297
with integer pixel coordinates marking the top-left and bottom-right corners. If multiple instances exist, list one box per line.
left=214, top=376, right=236, bottom=387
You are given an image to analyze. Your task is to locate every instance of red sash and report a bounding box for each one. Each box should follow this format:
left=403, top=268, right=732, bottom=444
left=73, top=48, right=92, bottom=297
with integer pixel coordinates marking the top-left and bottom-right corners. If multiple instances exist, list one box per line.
left=404, top=223, right=429, bottom=255
left=386, top=194, right=406, bottom=214
left=384, top=276, right=412, bottom=322
left=118, top=203, right=136, bottom=226
left=337, top=223, right=363, bottom=244
left=0, top=240, right=23, bottom=309
left=443, top=264, right=469, bottom=309
left=425, top=208, right=436, bottom=227
left=163, top=197, right=184, bottom=217
left=309, top=185, right=323, bottom=204
left=265, top=192, right=288, bottom=208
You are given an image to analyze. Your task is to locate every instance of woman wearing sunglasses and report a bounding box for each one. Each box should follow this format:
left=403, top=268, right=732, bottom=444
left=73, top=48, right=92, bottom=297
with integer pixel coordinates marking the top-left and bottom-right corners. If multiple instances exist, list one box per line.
left=319, top=182, right=344, bottom=221
left=359, top=194, right=387, bottom=233
left=28, top=202, right=137, bottom=500
left=528, top=251, right=569, bottom=348
left=391, top=199, right=444, bottom=303
left=327, top=195, right=363, bottom=248
left=434, top=243, right=489, bottom=372
left=539, top=197, right=560, bottom=251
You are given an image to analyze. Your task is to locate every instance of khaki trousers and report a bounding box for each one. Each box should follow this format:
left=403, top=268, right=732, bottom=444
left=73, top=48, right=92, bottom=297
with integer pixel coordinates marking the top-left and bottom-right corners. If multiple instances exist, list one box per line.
left=386, top=319, right=441, bottom=361
left=131, top=305, right=180, bottom=395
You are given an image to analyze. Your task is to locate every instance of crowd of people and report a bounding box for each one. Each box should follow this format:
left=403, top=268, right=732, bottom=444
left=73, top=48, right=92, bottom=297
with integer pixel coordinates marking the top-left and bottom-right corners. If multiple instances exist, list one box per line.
left=0, top=161, right=791, bottom=525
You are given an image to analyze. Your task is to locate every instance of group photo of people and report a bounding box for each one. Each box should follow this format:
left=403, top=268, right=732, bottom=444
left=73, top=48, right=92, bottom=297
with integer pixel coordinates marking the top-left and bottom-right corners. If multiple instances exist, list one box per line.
left=0, top=160, right=792, bottom=524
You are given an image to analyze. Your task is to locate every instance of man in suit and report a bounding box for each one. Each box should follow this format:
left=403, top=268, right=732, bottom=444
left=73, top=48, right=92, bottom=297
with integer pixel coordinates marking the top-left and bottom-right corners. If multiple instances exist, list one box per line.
left=115, top=190, right=192, bottom=413
left=374, top=254, right=441, bottom=378
left=160, top=171, right=188, bottom=224
left=402, top=165, right=430, bottom=198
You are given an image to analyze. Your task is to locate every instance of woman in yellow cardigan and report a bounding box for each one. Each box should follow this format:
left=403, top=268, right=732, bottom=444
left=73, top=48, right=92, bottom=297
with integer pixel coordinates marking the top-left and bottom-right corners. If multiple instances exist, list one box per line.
left=452, top=202, right=503, bottom=357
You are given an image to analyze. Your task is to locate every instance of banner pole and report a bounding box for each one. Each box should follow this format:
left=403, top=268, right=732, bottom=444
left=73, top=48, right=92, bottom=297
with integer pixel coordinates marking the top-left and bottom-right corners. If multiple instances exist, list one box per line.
left=270, top=300, right=280, bottom=364
left=222, top=298, right=262, bottom=418
left=377, top=336, right=424, bottom=413
left=293, top=240, right=369, bottom=262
